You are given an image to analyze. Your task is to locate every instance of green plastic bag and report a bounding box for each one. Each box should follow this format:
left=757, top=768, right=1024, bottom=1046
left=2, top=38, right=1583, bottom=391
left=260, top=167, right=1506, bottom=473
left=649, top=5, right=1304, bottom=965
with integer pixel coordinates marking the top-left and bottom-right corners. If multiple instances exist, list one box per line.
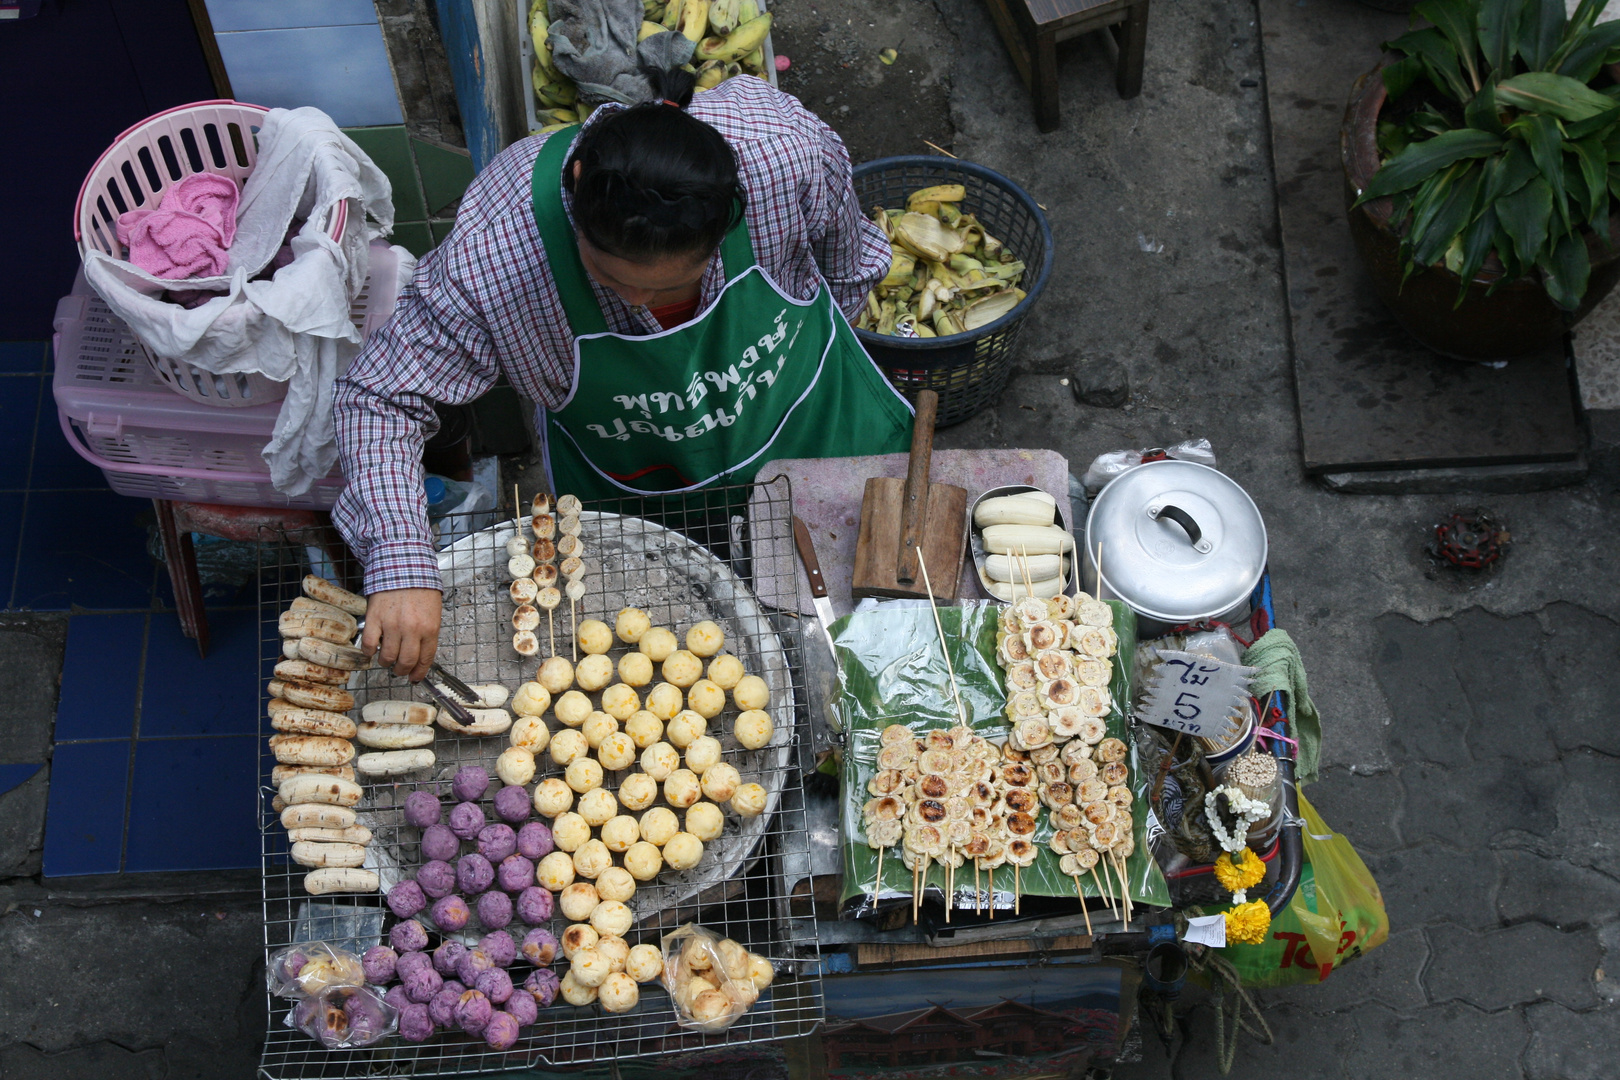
left=1221, top=793, right=1389, bottom=988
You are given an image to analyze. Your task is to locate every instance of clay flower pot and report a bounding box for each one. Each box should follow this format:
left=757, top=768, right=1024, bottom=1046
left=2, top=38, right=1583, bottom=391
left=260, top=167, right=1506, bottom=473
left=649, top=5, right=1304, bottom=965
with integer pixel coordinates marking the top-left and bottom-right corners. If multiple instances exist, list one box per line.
left=1341, top=60, right=1620, bottom=360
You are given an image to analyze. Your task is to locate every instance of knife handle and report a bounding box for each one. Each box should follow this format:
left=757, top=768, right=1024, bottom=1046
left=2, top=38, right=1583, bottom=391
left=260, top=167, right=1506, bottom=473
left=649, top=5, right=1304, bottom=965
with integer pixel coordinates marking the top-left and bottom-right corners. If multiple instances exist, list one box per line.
left=792, top=515, right=829, bottom=599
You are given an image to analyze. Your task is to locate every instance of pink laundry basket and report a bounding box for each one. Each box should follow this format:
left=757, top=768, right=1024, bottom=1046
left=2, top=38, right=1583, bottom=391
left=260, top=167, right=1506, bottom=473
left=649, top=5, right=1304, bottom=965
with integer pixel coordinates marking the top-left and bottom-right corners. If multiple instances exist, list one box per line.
left=73, top=100, right=350, bottom=409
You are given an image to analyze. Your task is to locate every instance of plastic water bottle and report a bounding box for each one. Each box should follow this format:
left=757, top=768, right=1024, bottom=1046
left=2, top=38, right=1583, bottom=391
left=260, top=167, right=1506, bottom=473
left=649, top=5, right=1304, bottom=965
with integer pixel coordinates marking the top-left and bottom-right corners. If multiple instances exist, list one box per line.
left=426, top=473, right=496, bottom=548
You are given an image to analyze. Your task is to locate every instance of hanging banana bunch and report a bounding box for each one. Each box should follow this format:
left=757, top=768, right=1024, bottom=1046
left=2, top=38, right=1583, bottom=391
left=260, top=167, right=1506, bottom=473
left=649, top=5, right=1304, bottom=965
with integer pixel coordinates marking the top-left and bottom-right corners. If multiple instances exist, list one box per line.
left=855, top=185, right=1026, bottom=339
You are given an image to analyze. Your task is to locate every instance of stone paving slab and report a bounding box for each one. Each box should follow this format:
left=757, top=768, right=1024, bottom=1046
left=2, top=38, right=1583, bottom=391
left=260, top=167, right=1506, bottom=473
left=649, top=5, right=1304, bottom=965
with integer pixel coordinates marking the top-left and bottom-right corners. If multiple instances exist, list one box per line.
left=1424, top=922, right=1603, bottom=1013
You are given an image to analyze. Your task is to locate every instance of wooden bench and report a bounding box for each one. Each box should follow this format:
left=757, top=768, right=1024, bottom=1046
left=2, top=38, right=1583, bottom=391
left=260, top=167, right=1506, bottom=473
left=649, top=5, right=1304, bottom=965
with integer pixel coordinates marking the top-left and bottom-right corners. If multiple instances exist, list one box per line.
left=982, top=0, right=1150, bottom=132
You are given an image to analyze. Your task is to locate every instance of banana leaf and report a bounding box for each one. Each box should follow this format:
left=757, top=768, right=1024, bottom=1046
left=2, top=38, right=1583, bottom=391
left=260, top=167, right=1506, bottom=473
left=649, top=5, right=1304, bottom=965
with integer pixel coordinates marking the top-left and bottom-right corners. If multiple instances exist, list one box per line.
left=834, top=600, right=1171, bottom=914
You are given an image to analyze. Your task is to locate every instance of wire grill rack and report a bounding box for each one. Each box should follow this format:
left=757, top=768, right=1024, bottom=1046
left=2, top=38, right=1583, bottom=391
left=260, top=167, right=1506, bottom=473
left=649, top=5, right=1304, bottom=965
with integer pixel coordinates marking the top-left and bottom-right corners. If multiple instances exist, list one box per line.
left=256, top=478, right=823, bottom=1078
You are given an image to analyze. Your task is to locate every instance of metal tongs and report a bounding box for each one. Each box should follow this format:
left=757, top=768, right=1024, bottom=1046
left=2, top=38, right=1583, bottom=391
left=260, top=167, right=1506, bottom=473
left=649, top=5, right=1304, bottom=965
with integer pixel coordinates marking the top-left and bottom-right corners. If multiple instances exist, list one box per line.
left=422, top=663, right=479, bottom=727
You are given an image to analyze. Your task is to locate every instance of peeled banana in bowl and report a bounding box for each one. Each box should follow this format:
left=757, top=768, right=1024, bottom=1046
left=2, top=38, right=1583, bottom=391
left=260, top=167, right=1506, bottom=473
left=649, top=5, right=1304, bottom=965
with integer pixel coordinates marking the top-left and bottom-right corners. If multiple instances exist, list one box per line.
left=854, top=184, right=1027, bottom=339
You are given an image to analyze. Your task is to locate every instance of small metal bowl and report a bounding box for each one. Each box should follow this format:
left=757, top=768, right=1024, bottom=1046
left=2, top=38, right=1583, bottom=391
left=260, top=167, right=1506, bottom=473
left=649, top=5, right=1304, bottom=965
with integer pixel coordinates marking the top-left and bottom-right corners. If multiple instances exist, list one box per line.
left=968, top=484, right=1078, bottom=603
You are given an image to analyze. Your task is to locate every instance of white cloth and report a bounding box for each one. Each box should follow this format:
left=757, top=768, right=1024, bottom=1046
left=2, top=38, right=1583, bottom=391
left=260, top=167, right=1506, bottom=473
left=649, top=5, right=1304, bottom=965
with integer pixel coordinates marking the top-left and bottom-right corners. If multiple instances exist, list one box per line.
left=83, top=107, right=395, bottom=497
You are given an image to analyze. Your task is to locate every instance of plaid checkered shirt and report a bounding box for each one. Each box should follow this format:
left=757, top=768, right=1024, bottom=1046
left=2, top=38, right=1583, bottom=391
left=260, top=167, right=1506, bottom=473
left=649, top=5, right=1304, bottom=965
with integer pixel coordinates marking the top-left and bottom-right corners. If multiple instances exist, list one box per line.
left=332, top=78, right=890, bottom=594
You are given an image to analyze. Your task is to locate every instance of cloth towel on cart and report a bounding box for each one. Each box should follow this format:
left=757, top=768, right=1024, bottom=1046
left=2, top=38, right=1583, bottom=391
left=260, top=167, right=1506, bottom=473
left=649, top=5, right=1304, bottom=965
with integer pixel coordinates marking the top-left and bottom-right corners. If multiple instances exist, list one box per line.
left=116, top=172, right=239, bottom=279
left=83, top=107, right=395, bottom=497
left=1242, top=628, right=1322, bottom=785
left=548, top=0, right=696, bottom=104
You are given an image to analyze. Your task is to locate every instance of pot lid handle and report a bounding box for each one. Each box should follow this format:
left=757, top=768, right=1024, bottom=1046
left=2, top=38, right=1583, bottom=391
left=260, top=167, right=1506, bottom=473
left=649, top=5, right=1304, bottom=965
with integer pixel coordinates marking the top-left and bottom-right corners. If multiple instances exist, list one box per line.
left=1148, top=503, right=1214, bottom=554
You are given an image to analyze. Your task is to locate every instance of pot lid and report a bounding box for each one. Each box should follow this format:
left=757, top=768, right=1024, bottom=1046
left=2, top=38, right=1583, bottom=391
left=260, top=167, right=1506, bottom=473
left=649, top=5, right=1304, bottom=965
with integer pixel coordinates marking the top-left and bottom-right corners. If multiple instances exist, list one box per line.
left=1084, top=460, right=1268, bottom=622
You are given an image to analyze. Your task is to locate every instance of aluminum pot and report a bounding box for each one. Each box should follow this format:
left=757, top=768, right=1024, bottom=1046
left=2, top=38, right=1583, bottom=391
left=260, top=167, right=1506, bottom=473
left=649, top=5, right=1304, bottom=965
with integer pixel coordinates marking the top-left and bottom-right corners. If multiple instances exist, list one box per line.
left=1081, top=460, right=1267, bottom=638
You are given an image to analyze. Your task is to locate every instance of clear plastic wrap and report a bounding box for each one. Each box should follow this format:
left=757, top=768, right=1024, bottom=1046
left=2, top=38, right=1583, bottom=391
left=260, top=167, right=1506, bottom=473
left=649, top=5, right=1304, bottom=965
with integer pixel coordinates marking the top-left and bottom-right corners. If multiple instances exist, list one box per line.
left=658, top=923, right=768, bottom=1033
left=266, top=941, right=367, bottom=999
left=285, top=984, right=398, bottom=1049
left=1081, top=438, right=1217, bottom=495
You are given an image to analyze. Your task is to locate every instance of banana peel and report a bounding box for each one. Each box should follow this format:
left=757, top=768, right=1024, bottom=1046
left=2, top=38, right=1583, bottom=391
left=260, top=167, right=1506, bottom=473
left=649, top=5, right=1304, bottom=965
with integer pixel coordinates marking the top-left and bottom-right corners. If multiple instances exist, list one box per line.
left=907, top=184, right=966, bottom=207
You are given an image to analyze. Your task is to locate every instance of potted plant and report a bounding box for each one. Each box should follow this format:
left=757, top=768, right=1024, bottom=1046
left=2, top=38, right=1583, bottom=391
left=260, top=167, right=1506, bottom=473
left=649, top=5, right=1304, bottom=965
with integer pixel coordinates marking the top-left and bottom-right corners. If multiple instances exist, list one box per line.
left=1343, top=0, right=1620, bottom=359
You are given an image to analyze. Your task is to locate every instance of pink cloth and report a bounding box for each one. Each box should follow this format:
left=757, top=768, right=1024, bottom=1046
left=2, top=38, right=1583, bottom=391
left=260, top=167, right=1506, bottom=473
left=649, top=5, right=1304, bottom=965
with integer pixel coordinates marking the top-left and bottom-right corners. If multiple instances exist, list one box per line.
left=115, top=172, right=240, bottom=280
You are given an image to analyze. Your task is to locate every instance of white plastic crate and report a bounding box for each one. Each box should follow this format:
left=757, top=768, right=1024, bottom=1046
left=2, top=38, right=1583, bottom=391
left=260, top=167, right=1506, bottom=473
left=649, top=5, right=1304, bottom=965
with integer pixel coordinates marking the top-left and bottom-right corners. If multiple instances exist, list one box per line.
left=51, top=242, right=403, bottom=510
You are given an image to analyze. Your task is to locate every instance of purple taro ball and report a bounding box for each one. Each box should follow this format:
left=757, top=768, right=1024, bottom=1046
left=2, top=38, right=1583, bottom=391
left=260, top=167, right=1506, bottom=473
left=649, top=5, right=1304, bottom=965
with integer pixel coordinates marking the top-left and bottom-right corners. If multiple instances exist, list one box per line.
left=485, top=1009, right=520, bottom=1050
left=523, top=968, right=560, bottom=1008
left=454, top=989, right=493, bottom=1036
left=477, top=823, right=517, bottom=864
left=277, top=948, right=310, bottom=983
left=416, top=860, right=456, bottom=899
left=402, top=964, right=443, bottom=1004
left=516, top=887, right=554, bottom=927
left=498, top=855, right=535, bottom=894
left=455, top=948, right=495, bottom=986
left=506, top=986, right=538, bottom=1027
left=428, top=985, right=462, bottom=1027
left=343, top=989, right=392, bottom=1046
left=390, top=919, right=430, bottom=954
left=386, top=880, right=427, bottom=920
left=421, top=824, right=459, bottom=863
left=521, top=927, right=559, bottom=967
left=515, top=821, right=553, bottom=860
left=396, top=950, right=433, bottom=982
left=361, top=945, right=398, bottom=986
left=477, top=890, right=513, bottom=930
left=479, top=930, right=517, bottom=968
left=456, top=853, right=495, bottom=896
left=431, top=895, right=470, bottom=933
left=403, top=790, right=441, bottom=828
left=398, top=1002, right=435, bottom=1043
left=448, top=801, right=486, bottom=841
left=451, top=767, right=490, bottom=803
left=494, top=784, right=532, bottom=823
left=383, top=984, right=411, bottom=1013
left=474, top=967, right=514, bottom=1005
left=432, top=940, right=467, bottom=976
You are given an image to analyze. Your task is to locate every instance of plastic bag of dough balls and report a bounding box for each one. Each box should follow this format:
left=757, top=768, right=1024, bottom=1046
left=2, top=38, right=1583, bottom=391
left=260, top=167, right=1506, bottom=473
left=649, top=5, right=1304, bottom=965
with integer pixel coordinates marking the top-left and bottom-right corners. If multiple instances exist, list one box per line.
left=268, top=941, right=366, bottom=998
left=685, top=679, right=726, bottom=719
left=659, top=923, right=753, bottom=1032
left=644, top=682, right=683, bottom=721
left=733, top=674, right=769, bottom=711
left=638, top=626, right=678, bottom=662
left=619, top=652, right=654, bottom=687
left=731, top=782, right=767, bottom=817
left=615, top=607, right=651, bottom=644
left=734, top=709, right=774, bottom=750
left=577, top=619, right=613, bottom=654
left=706, top=654, right=744, bottom=690
left=289, top=984, right=399, bottom=1047
left=575, top=653, right=614, bottom=691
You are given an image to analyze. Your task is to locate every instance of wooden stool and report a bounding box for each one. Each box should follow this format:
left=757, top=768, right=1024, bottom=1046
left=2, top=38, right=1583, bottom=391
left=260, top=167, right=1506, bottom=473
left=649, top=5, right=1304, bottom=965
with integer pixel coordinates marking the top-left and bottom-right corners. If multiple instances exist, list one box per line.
left=153, top=500, right=357, bottom=658
left=983, top=0, right=1150, bottom=132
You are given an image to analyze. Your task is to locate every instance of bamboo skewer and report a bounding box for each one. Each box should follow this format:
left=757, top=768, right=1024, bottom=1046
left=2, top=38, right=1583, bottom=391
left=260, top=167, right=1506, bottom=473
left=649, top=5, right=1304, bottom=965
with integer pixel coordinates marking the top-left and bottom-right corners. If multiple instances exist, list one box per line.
left=915, top=553, right=967, bottom=728
left=513, top=484, right=521, bottom=534
left=875, top=844, right=884, bottom=904
left=945, top=854, right=953, bottom=923
left=1092, top=864, right=1114, bottom=916
left=987, top=866, right=994, bottom=920
left=1074, top=874, right=1093, bottom=937
left=975, top=862, right=981, bottom=915
left=1014, top=863, right=1021, bottom=915
left=548, top=609, right=555, bottom=658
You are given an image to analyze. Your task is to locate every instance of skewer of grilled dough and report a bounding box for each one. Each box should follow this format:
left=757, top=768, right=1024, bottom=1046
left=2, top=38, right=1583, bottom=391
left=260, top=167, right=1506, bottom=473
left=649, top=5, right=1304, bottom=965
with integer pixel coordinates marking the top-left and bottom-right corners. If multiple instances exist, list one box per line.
left=268, top=702, right=357, bottom=740
left=302, top=575, right=368, bottom=618
left=269, top=734, right=355, bottom=766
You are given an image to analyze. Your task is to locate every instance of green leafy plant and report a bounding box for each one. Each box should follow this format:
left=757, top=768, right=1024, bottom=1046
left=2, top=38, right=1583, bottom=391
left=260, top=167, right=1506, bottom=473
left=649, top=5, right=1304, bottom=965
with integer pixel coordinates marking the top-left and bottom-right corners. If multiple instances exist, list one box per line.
left=1358, top=0, right=1620, bottom=308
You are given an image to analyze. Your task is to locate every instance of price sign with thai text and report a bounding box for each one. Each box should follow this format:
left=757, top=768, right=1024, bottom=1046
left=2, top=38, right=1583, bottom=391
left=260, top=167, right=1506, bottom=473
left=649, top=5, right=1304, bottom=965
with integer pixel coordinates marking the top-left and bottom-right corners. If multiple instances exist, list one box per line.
left=1137, top=649, right=1255, bottom=738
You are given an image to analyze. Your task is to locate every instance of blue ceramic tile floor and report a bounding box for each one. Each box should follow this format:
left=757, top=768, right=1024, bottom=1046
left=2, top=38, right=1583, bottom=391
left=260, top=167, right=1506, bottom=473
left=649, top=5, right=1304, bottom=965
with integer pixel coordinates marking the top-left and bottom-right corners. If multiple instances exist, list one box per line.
left=140, top=607, right=262, bottom=737
left=0, top=340, right=45, bottom=373
left=124, top=736, right=261, bottom=872
left=54, top=613, right=148, bottom=741
left=43, top=741, right=132, bottom=877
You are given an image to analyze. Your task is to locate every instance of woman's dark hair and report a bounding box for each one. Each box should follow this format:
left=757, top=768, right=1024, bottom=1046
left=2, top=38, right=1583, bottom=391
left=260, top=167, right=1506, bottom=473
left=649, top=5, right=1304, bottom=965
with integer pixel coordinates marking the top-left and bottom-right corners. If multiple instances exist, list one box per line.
left=564, top=67, right=746, bottom=262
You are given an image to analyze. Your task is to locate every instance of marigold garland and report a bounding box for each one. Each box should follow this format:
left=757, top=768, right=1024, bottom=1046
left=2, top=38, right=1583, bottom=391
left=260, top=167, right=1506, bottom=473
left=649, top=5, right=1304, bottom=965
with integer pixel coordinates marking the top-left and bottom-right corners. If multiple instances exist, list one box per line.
left=1224, top=899, right=1271, bottom=945
left=1213, top=847, right=1266, bottom=900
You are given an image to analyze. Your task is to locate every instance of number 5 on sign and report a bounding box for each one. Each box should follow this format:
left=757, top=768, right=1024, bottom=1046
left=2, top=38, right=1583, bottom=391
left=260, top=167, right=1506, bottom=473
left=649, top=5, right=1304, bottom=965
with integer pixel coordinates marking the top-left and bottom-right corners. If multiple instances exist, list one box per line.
left=1137, top=649, right=1255, bottom=737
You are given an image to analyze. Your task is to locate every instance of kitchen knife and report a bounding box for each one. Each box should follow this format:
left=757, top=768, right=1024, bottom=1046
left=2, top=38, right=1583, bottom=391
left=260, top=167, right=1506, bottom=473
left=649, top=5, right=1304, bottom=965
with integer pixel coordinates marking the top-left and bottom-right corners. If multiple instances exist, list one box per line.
left=792, top=514, right=844, bottom=739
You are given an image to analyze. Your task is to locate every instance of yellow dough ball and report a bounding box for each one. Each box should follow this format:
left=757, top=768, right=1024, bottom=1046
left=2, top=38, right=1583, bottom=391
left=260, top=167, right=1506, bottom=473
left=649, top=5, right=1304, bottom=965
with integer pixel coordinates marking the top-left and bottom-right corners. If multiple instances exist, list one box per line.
left=725, top=978, right=759, bottom=1010
left=560, top=922, right=598, bottom=959
left=747, top=953, right=775, bottom=991
left=597, top=730, right=638, bottom=771
left=577, top=619, right=613, bottom=655
left=538, top=656, right=575, bottom=694
left=700, top=762, right=741, bottom=803
left=599, top=971, right=640, bottom=1013
left=644, top=682, right=683, bottom=721
left=582, top=710, right=619, bottom=749
left=684, top=734, right=722, bottom=775
left=573, top=838, right=613, bottom=879
left=533, top=776, right=574, bottom=817
left=559, top=881, right=600, bottom=922
left=624, top=710, right=664, bottom=749
left=600, top=814, right=640, bottom=853
left=663, top=768, right=702, bottom=809
left=552, top=811, right=591, bottom=852
left=537, top=850, right=576, bottom=891
left=512, top=681, right=552, bottom=717
left=615, top=607, right=652, bottom=644
left=626, top=943, right=664, bottom=983
left=666, top=710, right=707, bottom=749
left=685, top=801, right=725, bottom=841
left=575, top=653, right=614, bottom=692
left=566, top=757, right=604, bottom=794
left=596, top=865, right=637, bottom=902
left=617, top=771, right=659, bottom=811
left=663, top=831, right=704, bottom=870
left=639, top=806, right=679, bottom=846
left=596, top=934, right=630, bottom=973
left=716, top=938, right=751, bottom=982
left=571, top=947, right=611, bottom=988
left=730, top=782, right=767, bottom=817
left=683, top=979, right=718, bottom=1013
left=549, top=728, right=588, bottom=766
left=496, top=746, right=536, bottom=787
left=601, top=683, right=640, bottom=721
left=623, top=840, right=664, bottom=881
left=685, top=620, right=725, bottom=658
left=640, top=741, right=680, bottom=781
left=590, top=899, right=634, bottom=938
left=618, top=652, right=654, bottom=688
left=560, top=969, right=599, bottom=1005
left=510, top=713, right=551, bottom=754
left=577, top=786, right=618, bottom=827
left=680, top=937, right=714, bottom=974
left=734, top=709, right=774, bottom=750
left=639, top=627, right=678, bottom=662
left=706, top=654, right=744, bottom=690
left=661, top=650, right=703, bottom=688
left=554, top=690, right=592, bottom=728
left=684, top=679, right=726, bottom=719
left=733, top=674, right=769, bottom=711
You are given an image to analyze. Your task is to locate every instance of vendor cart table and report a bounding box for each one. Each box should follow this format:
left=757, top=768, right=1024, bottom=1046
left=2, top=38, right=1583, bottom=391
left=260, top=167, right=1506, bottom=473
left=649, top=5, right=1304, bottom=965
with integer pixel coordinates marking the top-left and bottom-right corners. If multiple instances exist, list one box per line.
left=982, top=0, right=1151, bottom=131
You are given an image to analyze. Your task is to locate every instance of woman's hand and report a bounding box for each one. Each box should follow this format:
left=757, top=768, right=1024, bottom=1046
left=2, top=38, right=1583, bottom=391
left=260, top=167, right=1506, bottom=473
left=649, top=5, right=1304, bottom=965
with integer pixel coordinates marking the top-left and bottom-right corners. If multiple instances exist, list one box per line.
left=362, top=588, right=442, bottom=681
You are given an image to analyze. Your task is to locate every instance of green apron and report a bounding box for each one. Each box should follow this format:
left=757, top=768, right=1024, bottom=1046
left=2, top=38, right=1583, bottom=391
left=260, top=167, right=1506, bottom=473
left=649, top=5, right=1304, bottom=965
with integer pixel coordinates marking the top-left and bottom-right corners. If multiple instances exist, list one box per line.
left=529, top=126, right=913, bottom=500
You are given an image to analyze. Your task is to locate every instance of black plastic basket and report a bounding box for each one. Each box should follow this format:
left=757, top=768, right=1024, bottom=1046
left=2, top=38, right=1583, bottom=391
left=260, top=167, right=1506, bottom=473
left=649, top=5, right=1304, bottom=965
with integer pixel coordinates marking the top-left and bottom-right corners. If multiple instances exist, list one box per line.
left=851, top=156, right=1054, bottom=427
